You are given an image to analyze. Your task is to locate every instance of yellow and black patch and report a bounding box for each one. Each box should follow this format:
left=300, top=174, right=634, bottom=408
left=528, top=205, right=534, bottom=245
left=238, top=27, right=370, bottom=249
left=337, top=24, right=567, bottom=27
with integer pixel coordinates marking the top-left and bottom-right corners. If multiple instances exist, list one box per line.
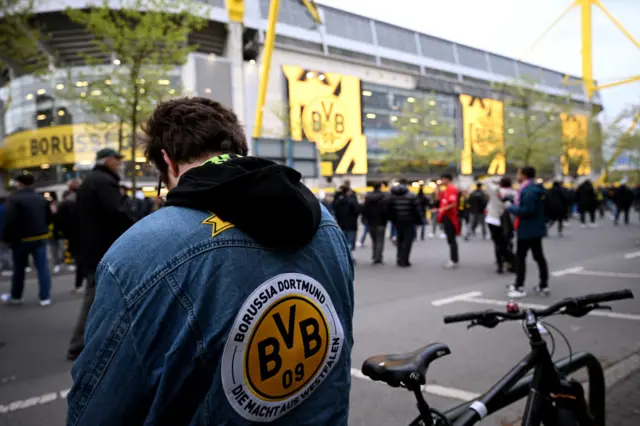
left=202, top=214, right=234, bottom=238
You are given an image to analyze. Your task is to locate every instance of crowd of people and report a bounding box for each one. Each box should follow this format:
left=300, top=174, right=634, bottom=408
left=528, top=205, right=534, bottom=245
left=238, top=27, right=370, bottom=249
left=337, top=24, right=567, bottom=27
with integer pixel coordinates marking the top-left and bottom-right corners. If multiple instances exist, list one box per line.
left=0, top=97, right=638, bottom=425
left=0, top=147, right=164, bottom=360
left=327, top=170, right=640, bottom=298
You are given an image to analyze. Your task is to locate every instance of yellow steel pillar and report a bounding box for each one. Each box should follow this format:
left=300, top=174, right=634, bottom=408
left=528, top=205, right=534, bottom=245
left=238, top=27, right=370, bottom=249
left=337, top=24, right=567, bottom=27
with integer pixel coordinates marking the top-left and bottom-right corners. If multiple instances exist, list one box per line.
left=252, top=0, right=280, bottom=138
left=579, top=0, right=595, bottom=99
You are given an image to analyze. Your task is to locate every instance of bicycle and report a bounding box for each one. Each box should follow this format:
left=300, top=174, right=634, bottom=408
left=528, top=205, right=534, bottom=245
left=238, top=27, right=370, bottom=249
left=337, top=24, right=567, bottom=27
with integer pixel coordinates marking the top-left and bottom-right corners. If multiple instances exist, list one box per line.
left=361, top=289, right=634, bottom=426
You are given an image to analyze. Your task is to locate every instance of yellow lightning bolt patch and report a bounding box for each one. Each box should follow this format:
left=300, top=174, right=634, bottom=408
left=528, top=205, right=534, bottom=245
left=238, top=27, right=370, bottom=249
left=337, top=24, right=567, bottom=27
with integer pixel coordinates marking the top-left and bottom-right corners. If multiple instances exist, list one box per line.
left=202, top=214, right=234, bottom=238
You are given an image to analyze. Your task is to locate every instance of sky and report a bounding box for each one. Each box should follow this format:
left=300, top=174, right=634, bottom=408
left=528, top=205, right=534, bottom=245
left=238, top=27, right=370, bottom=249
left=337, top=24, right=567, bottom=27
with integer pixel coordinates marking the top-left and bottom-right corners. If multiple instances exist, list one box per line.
left=317, top=0, right=640, bottom=124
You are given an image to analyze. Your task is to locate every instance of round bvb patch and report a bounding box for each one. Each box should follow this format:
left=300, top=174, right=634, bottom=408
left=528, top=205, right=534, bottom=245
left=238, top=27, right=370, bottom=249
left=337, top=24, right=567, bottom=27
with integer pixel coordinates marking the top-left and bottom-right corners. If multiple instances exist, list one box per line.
left=221, top=273, right=345, bottom=422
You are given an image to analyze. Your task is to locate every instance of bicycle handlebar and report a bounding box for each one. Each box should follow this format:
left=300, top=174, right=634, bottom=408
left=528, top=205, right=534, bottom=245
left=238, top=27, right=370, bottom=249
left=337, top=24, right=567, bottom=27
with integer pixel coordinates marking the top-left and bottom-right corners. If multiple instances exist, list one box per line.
left=443, top=289, right=634, bottom=325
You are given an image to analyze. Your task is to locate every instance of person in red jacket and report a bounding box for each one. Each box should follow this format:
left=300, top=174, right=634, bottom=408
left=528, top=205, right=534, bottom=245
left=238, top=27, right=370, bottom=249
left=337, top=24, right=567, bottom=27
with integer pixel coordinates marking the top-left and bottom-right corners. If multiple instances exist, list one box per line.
left=437, top=173, right=460, bottom=268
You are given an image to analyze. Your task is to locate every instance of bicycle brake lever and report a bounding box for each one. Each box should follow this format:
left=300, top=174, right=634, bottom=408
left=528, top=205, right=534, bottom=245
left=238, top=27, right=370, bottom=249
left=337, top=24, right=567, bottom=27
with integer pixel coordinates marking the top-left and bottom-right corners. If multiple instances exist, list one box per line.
left=467, top=320, right=479, bottom=330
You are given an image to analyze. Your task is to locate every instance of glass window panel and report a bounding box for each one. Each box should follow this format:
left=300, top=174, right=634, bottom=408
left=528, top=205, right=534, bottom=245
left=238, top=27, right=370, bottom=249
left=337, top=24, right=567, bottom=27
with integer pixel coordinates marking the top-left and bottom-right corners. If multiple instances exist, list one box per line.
left=420, top=35, right=455, bottom=63
left=375, top=22, right=418, bottom=54
left=362, top=89, right=390, bottom=109
left=517, top=62, right=544, bottom=83
left=457, top=45, right=488, bottom=70
left=488, top=54, right=517, bottom=78
left=324, top=9, right=373, bottom=44
left=541, top=69, right=564, bottom=88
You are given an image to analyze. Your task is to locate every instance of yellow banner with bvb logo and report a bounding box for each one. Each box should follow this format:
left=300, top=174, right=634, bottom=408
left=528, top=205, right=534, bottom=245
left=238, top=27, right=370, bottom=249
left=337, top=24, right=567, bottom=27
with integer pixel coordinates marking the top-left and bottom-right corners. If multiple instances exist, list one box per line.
left=283, top=65, right=368, bottom=176
left=459, top=94, right=505, bottom=176
left=560, top=113, right=591, bottom=176
left=1, top=123, right=145, bottom=169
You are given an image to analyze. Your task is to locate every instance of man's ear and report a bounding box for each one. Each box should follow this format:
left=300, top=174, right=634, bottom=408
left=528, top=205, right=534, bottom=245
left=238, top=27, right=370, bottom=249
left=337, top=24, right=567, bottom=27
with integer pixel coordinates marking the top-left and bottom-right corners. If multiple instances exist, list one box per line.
left=161, top=149, right=179, bottom=177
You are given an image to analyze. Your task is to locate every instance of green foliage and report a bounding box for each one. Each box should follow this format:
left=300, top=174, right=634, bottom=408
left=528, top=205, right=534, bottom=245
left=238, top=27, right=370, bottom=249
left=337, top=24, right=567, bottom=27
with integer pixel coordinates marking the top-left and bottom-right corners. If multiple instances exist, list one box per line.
left=1, top=0, right=49, bottom=115
left=493, top=79, right=564, bottom=174
left=63, top=0, right=208, bottom=188
left=0, top=0, right=48, bottom=74
left=380, top=93, right=456, bottom=175
left=602, top=106, right=640, bottom=181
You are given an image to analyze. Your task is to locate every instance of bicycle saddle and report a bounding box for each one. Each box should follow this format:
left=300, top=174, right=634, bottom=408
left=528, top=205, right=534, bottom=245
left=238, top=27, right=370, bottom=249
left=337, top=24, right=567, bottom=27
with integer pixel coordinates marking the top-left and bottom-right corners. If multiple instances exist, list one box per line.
left=361, top=342, right=451, bottom=388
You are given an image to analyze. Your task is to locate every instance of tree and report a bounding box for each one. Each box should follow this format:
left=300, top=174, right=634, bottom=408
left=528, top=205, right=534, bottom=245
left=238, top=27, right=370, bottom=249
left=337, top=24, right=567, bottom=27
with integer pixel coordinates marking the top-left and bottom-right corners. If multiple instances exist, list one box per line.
left=1, top=0, right=49, bottom=117
left=492, top=79, right=565, bottom=175
left=601, top=105, right=640, bottom=183
left=380, top=93, right=456, bottom=175
left=64, top=0, right=207, bottom=189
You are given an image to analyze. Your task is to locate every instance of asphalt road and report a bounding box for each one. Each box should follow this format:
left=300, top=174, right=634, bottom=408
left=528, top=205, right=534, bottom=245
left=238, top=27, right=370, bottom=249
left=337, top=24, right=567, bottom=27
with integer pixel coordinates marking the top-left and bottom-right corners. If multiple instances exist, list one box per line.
left=0, top=217, right=639, bottom=426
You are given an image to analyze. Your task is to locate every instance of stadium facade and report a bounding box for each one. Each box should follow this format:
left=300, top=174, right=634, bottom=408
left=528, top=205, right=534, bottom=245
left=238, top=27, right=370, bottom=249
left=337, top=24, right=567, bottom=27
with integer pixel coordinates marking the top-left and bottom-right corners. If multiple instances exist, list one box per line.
left=0, top=0, right=603, bottom=194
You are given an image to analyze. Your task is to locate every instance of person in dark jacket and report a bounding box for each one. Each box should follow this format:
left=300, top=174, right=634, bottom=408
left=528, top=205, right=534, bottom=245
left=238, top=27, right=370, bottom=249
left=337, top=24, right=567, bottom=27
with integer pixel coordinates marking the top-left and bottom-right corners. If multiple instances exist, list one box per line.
left=56, top=179, right=84, bottom=291
left=507, top=166, right=549, bottom=298
left=613, top=183, right=634, bottom=226
left=467, top=183, right=488, bottom=239
left=1, top=174, right=53, bottom=306
left=0, top=199, right=11, bottom=275
left=362, top=183, right=388, bottom=264
left=67, top=148, right=135, bottom=361
left=575, top=179, right=598, bottom=227
left=332, top=183, right=360, bottom=255
left=546, top=181, right=569, bottom=237
left=416, top=186, right=430, bottom=240
left=388, top=179, right=422, bottom=267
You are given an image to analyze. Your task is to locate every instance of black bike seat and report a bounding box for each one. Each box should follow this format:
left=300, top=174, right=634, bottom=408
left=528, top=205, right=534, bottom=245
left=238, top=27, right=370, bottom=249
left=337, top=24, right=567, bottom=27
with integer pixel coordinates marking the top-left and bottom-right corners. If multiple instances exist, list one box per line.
left=361, top=343, right=451, bottom=388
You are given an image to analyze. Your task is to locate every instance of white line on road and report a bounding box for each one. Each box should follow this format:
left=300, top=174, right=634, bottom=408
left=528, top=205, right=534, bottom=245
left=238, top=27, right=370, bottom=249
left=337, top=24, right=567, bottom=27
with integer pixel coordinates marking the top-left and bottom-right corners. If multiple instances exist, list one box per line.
left=350, top=368, right=479, bottom=401
left=462, top=296, right=640, bottom=321
left=431, top=291, right=483, bottom=306
left=574, top=270, right=640, bottom=279
left=624, top=251, right=640, bottom=260
left=551, top=266, right=584, bottom=277
left=0, top=389, right=69, bottom=414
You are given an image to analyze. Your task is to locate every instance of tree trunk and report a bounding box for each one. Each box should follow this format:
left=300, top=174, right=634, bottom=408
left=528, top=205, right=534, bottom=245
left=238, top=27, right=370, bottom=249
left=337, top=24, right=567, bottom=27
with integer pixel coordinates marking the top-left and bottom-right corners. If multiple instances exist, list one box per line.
left=131, top=99, right=138, bottom=192
left=117, top=117, right=124, bottom=154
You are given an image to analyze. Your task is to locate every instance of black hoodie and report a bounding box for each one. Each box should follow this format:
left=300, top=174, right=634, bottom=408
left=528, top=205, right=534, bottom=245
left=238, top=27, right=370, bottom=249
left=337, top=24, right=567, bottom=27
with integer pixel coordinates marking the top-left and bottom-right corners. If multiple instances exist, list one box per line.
left=165, top=157, right=321, bottom=250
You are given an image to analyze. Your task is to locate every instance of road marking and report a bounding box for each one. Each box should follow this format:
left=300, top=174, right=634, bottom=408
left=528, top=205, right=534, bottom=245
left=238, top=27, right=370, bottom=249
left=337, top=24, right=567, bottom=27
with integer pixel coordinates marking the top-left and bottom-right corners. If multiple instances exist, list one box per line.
left=551, top=266, right=584, bottom=277
left=461, top=295, right=640, bottom=321
left=350, top=368, right=479, bottom=401
left=574, top=270, right=640, bottom=279
left=624, top=251, right=640, bottom=260
left=0, top=389, right=69, bottom=414
left=431, top=291, right=483, bottom=306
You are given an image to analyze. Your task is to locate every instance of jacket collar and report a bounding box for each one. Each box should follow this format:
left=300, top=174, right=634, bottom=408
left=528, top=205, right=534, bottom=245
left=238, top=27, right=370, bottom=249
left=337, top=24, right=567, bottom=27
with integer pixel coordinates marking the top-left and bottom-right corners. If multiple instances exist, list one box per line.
left=94, top=164, right=121, bottom=182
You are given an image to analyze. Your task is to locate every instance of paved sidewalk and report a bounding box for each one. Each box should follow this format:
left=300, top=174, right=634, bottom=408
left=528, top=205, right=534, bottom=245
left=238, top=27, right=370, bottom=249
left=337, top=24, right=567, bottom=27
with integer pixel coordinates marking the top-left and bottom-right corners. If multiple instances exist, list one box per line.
left=607, top=369, right=640, bottom=426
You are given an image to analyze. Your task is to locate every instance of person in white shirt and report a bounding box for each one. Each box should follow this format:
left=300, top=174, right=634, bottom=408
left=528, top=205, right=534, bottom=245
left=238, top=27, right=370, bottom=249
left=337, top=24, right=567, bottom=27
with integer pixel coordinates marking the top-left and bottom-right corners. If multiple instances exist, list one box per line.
left=484, top=177, right=516, bottom=274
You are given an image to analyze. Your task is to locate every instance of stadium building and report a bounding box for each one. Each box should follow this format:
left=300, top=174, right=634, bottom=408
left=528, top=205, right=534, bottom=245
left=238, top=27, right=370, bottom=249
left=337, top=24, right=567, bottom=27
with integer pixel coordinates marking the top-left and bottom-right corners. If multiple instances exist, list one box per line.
left=0, top=0, right=603, bottom=195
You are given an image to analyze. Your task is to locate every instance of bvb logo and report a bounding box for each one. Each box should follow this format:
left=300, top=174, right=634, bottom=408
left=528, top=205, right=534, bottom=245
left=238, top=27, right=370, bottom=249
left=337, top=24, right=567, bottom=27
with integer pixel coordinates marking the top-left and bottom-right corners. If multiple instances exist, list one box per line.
left=471, top=110, right=497, bottom=157
left=301, top=96, right=348, bottom=153
left=245, top=295, right=329, bottom=401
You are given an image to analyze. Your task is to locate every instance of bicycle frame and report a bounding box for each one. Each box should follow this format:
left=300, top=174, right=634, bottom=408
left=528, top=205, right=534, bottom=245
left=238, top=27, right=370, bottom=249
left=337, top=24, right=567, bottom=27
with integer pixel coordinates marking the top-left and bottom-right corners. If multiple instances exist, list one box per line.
left=407, top=312, right=606, bottom=426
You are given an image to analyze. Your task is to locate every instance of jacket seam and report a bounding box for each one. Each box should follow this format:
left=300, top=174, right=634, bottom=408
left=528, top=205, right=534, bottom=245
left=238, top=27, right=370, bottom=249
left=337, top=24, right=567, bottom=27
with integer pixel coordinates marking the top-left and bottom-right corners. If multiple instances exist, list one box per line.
left=163, top=273, right=209, bottom=362
left=105, top=263, right=149, bottom=388
left=123, top=220, right=340, bottom=307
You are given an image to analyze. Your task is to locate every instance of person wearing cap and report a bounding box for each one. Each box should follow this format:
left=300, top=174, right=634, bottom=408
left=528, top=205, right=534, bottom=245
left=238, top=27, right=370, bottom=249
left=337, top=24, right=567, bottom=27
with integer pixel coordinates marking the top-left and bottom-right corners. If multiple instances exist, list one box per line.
left=67, top=147, right=135, bottom=361
left=1, top=174, right=53, bottom=306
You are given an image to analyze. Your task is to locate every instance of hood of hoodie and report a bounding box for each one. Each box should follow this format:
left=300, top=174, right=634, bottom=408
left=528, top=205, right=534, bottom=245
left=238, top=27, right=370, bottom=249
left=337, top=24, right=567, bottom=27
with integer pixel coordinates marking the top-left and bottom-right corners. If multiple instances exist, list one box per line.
left=391, top=185, right=409, bottom=196
left=165, top=156, right=321, bottom=250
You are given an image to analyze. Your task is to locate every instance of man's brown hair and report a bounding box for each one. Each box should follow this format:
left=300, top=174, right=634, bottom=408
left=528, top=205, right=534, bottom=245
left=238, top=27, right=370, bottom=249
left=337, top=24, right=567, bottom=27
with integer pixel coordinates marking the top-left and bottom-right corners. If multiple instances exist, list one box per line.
left=142, top=97, right=249, bottom=176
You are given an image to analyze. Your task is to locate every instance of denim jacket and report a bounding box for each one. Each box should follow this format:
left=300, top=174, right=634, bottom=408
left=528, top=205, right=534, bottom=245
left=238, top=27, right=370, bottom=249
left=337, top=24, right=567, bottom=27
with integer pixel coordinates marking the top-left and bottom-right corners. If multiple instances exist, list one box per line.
left=67, top=157, right=355, bottom=426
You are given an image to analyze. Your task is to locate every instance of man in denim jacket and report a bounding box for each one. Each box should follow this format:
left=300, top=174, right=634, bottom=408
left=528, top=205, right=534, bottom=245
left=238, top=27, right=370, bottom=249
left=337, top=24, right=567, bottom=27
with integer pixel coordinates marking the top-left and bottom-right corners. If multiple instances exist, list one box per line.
left=67, top=98, right=355, bottom=425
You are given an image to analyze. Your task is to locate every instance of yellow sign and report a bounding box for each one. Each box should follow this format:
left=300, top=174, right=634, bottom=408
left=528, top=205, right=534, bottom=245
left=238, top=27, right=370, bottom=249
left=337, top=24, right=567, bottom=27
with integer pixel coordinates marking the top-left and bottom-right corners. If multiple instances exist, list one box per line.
left=283, top=65, right=368, bottom=176
left=202, top=214, right=234, bottom=237
left=561, top=113, right=591, bottom=176
left=221, top=273, right=344, bottom=422
left=459, top=95, right=505, bottom=175
left=225, top=0, right=244, bottom=23
left=1, top=123, right=145, bottom=169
